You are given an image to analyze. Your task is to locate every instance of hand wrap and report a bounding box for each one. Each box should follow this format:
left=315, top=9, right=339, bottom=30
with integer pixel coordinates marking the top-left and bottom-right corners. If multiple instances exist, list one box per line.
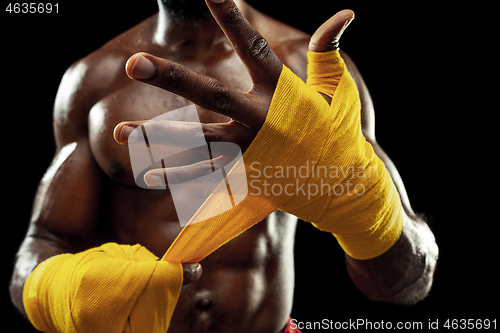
left=23, top=50, right=404, bottom=333
left=165, top=50, right=403, bottom=263
left=23, top=243, right=182, bottom=333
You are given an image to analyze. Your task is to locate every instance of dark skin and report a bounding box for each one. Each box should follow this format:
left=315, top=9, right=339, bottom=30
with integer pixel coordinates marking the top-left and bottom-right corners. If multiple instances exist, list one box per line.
left=10, top=0, right=438, bottom=332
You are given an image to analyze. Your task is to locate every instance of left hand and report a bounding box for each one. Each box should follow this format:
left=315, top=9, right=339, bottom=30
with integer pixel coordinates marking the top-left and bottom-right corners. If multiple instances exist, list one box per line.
left=113, top=0, right=353, bottom=187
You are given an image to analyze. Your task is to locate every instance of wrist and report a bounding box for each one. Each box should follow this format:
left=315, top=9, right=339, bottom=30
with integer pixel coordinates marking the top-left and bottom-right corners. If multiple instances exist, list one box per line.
left=23, top=243, right=183, bottom=333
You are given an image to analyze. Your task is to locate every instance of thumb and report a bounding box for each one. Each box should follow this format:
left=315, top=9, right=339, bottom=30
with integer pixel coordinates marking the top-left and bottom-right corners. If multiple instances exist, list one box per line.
left=309, top=10, right=355, bottom=52
left=182, top=263, right=203, bottom=285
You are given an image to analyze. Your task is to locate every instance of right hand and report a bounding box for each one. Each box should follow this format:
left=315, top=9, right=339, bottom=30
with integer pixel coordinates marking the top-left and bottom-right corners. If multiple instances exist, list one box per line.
left=180, top=263, right=203, bottom=296
left=113, top=4, right=355, bottom=188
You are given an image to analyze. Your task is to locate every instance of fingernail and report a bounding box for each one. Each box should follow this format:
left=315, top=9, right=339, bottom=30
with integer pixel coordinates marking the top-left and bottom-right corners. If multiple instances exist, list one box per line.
left=144, top=171, right=166, bottom=187
left=114, top=123, right=140, bottom=144
left=195, top=263, right=203, bottom=279
left=127, top=54, right=156, bottom=79
left=210, top=0, right=225, bottom=3
left=340, top=17, right=354, bottom=35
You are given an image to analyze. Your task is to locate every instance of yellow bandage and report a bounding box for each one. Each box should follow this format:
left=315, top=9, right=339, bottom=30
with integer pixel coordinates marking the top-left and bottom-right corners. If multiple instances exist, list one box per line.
left=306, top=51, right=344, bottom=98
left=165, top=50, right=403, bottom=262
left=23, top=243, right=182, bottom=333
left=23, top=50, right=403, bottom=333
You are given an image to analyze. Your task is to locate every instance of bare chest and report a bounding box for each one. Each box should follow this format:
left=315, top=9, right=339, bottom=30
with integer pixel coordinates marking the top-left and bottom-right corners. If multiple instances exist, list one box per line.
left=88, top=53, right=252, bottom=187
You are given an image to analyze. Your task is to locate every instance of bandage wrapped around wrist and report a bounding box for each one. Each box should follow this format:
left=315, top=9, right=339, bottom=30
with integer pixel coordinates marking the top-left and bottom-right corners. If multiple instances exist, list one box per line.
left=23, top=243, right=182, bottom=333
left=23, top=49, right=403, bottom=333
left=165, top=50, right=403, bottom=263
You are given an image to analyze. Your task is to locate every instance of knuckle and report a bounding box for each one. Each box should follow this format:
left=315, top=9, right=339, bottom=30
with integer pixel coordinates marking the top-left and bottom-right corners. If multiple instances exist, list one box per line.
left=206, top=80, right=231, bottom=111
left=160, top=63, right=184, bottom=90
left=245, top=36, right=271, bottom=63
left=202, top=124, right=229, bottom=143
left=201, top=123, right=217, bottom=141
left=223, top=5, right=243, bottom=27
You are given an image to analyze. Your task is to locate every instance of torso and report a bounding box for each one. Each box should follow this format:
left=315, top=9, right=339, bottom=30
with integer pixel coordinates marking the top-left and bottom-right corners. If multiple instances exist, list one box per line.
left=81, top=5, right=308, bottom=332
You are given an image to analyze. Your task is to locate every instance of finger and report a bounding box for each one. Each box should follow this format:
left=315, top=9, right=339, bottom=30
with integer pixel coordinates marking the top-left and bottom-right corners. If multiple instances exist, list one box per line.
left=114, top=120, right=145, bottom=145
left=144, top=153, right=237, bottom=187
left=114, top=120, right=204, bottom=146
left=309, top=10, right=355, bottom=52
left=125, top=53, right=265, bottom=129
left=113, top=120, right=243, bottom=146
left=183, top=263, right=202, bottom=284
left=205, top=0, right=282, bottom=87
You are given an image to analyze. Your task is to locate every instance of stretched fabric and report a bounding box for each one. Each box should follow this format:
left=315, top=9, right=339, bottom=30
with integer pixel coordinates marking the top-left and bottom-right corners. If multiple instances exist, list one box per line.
left=164, top=50, right=403, bottom=263
left=23, top=243, right=182, bottom=333
left=23, top=50, right=403, bottom=333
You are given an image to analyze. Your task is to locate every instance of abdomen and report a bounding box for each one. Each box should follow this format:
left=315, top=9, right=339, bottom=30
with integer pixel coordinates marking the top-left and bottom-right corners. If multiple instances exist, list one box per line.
left=168, top=211, right=297, bottom=333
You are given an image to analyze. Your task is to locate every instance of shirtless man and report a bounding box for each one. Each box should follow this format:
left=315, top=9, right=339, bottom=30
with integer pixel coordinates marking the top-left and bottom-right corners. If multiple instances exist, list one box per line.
left=10, top=0, right=438, bottom=332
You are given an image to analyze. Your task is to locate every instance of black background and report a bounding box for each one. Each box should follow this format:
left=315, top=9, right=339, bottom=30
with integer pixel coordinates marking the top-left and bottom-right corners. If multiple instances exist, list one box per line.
left=1, top=1, right=495, bottom=332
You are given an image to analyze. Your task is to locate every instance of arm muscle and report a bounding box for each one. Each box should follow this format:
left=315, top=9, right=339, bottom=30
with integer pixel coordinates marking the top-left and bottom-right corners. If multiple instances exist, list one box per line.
left=10, top=60, right=107, bottom=316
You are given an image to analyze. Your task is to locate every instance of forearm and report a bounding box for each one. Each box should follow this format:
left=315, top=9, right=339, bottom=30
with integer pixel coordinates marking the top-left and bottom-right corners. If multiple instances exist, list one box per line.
left=345, top=213, right=439, bottom=305
left=302, top=50, right=438, bottom=302
left=10, top=235, right=69, bottom=317
left=16, top=242, right=183, bottom=333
